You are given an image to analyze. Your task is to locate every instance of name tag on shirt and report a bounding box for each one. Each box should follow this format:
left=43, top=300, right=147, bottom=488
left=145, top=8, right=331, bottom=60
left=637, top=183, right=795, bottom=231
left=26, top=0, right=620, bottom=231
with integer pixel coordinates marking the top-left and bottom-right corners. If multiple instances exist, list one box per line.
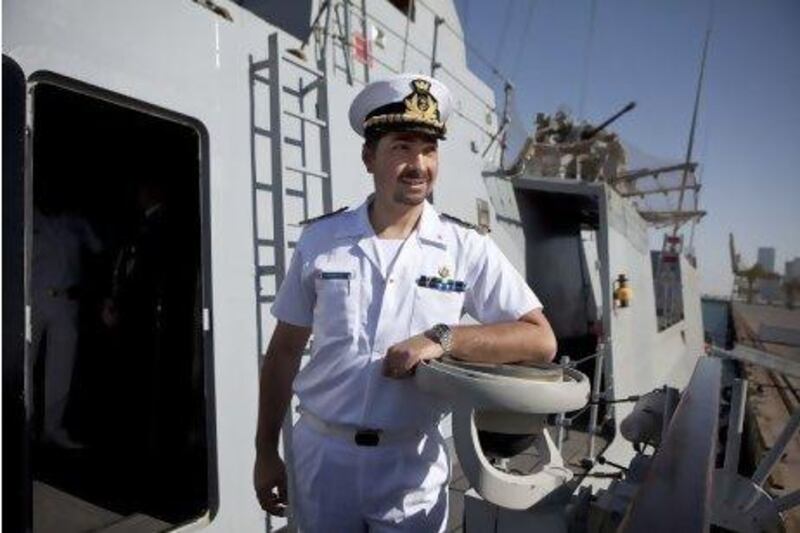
left=317, top=271, right=352, bottom=295
left=318, top=271, right=352, bottom=280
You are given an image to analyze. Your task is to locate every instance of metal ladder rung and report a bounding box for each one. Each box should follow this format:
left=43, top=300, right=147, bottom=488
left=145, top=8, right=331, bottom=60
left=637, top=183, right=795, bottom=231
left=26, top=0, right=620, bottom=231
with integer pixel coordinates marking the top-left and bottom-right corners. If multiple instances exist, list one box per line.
left=250, top=59, right=271, bottom=72
left=283, top=109, right=327, bottom=128
left=288, top=241, right=298, bottom=249
left=257, top=265, right=277, bottom=275
left=283, top=86, right=302, bottom=98
left=284, top=136, right=303, bottom=147
left=252, top=73, right=271, bottom=85
left=255, top=183, right=273, bottom=192
left=256, top=238, right=275, bottom=246
left=282, top=54, right=324, bottom=77
left=254, top=126, right=271, bottom=137
left=258, top=295, right=276, bottom=303
left=285, top=165, right=329, bottom=179
left=286, top=188, right=306, bottom=199
left=283, top=78, right=324, bottom=99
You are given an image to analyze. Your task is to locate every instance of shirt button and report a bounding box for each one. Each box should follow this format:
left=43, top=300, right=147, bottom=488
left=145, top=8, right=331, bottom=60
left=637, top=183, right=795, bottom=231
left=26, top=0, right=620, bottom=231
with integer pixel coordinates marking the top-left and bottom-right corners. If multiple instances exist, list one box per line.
left=388, top=278, right=395, bottom=284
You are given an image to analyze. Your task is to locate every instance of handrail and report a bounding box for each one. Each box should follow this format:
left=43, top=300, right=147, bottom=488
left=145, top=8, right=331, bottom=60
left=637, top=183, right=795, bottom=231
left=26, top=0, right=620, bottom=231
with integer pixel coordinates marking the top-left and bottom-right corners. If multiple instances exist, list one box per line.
left=714, top=344, right=800, bottom=379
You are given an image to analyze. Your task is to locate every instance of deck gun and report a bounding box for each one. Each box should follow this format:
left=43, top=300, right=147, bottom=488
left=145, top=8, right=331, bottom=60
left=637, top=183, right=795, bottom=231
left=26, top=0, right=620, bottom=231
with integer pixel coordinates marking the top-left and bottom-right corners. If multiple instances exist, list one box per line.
left=579, top=101, right=636, bottom=140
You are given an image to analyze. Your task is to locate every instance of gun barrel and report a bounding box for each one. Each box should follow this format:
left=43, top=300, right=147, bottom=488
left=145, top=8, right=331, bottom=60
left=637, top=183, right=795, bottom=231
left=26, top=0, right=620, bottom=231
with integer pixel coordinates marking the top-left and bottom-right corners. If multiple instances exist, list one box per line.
left=582, top=101, right=636, bottom=139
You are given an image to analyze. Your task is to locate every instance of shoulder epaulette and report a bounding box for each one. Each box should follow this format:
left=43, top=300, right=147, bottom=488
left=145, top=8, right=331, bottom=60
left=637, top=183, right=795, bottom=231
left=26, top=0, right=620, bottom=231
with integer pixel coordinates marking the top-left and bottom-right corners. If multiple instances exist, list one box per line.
left=440, top=212, right=490, bottom=234
left=298, top=206, right=348, bottom=226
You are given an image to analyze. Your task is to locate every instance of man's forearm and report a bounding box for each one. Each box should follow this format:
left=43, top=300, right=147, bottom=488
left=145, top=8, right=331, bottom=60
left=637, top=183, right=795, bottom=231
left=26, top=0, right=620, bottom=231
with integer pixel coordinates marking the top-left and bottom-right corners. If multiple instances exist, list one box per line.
left=449, top=312, right=557, bottom=364
left=255, top=352, right=301, bottom=453
left=255, top=323, right=310, bottom=454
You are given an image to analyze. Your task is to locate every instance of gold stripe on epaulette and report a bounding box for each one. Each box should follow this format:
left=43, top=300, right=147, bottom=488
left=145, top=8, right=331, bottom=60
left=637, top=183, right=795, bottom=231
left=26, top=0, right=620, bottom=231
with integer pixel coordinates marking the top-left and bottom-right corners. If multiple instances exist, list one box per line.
left=298, top=206, right=348, bottom=226
left=440, top=212, right=490, bottom=234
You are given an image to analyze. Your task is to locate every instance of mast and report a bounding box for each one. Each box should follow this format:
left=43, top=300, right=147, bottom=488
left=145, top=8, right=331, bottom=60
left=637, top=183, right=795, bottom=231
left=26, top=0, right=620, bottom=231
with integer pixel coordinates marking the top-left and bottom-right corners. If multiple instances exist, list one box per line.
left=671, top=17, right=712, bottom=239
left=654, top=10, right=713, bottom=328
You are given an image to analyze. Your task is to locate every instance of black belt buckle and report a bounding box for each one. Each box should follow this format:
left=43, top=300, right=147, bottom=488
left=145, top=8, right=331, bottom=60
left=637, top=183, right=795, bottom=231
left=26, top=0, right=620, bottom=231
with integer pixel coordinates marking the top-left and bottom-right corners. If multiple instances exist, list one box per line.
left=354, top=429, right=380, bottom=447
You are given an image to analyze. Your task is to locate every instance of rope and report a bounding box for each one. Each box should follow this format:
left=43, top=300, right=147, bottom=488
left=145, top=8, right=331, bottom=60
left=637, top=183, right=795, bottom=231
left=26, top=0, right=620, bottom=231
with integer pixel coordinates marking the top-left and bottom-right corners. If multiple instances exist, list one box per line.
left=510, top=0, right=538, bottom=78
left=577, top=0, right=598, bottom=120
left=414, top=0, right=511, bottom=84
left=492, top=0, right=516, bottom=68
left=400, top=0, right=413, bottom=71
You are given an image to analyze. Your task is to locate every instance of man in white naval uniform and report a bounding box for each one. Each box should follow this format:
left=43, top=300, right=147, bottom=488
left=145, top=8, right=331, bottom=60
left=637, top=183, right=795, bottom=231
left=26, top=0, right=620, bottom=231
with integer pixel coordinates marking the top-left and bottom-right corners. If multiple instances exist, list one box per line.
left=254, top=74, right=557, bottom=532
left=32, top=205, right=103, bottom=448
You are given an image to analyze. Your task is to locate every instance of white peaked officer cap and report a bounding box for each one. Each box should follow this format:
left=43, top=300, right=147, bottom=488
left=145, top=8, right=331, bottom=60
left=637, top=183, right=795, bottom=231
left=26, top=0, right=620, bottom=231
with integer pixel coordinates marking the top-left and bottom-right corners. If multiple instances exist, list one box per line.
left=348, top=73, right=453, bottom=140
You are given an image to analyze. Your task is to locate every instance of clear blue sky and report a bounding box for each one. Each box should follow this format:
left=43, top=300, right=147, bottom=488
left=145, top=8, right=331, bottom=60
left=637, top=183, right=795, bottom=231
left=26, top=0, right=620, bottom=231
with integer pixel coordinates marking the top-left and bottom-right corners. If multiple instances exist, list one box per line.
left=453, top=0, right=800, bottom=296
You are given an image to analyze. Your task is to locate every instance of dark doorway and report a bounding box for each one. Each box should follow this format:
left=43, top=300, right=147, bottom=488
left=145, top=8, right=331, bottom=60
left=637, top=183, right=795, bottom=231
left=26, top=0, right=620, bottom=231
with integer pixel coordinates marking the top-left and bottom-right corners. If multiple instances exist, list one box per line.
left=29, top=81, right=214, bottom=531
left=515, top=187, right=613, bottom=452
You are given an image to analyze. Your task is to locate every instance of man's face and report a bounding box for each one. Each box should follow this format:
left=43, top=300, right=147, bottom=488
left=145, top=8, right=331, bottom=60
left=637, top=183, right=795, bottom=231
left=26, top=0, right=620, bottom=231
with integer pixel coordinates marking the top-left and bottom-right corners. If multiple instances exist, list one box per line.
left=363, top=131, right=439, bottom=207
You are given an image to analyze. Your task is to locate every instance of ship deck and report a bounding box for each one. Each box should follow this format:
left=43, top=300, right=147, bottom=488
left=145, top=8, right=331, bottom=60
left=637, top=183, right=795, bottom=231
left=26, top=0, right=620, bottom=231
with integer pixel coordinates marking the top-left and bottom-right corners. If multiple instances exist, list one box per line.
left=732, top=302, right=800, bottom=531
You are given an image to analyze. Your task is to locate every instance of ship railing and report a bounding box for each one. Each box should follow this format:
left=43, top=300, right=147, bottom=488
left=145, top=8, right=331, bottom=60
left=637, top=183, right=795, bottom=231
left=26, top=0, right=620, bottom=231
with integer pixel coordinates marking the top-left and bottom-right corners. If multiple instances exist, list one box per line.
left=710, top=346, right=800, bottom=529
left=621, top=348, right=800, bottom=530
left=553, top=345, right=608, bottom=464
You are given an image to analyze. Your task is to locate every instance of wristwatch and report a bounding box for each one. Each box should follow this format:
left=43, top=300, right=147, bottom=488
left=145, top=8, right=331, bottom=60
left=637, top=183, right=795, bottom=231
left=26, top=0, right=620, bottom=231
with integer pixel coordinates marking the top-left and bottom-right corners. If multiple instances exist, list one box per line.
left=428, top=323, right=454, bottom=354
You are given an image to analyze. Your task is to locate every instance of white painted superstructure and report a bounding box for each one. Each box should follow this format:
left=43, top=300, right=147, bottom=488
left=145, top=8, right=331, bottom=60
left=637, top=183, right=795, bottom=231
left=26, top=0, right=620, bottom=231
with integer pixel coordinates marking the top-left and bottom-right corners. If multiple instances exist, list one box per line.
left=3, top=1, right=705, bottom=531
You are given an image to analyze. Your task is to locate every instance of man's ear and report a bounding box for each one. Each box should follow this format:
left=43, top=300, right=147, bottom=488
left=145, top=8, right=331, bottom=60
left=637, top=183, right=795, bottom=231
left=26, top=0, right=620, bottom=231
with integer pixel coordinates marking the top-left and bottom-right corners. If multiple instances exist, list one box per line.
left=362, top=143, right=375, bottom=173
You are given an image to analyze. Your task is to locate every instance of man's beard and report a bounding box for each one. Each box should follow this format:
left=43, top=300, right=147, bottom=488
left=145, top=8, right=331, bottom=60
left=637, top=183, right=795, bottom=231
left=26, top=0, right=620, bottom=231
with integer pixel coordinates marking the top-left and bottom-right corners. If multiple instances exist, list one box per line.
left=392, top=171, right=431, bottom=205
left=392, top=189, right=427, bottom=206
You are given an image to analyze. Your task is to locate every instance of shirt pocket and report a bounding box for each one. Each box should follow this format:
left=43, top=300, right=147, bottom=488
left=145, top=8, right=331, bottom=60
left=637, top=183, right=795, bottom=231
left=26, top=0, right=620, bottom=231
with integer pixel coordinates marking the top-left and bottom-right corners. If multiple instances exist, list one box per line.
left=313, top=271, right=358, bottom=341
left=410, top=284, right=465, bottom=334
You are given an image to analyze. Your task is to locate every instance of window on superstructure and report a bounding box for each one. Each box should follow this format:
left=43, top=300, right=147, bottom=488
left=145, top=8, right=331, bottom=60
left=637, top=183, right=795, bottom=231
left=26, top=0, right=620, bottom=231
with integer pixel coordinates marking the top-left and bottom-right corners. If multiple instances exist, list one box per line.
left=388, top=0, right=416, bottom=21
left=651, top=250, right=685, bottom=330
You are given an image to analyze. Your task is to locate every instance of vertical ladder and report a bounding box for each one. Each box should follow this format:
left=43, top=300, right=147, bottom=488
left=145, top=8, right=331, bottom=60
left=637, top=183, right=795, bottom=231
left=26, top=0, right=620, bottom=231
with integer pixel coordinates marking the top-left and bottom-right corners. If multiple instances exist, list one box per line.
left=249, top=30, right=333, bottom=531
left=250, top=32, right=333, bottom=358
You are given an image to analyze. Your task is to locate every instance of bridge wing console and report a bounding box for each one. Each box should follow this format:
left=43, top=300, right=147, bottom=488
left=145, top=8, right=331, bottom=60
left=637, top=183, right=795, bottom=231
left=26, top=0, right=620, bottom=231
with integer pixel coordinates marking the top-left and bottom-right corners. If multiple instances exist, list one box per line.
left=416, top=357, right=590, bottom=509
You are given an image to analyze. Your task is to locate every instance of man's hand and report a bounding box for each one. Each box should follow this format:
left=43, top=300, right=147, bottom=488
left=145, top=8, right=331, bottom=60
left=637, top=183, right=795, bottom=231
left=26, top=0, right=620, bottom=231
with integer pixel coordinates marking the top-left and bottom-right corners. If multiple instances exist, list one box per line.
left=383, top=332, right=444, bottom=378
left=101, top=298, right=119, bottom=328
left=254, top=450, right=288, bottom=516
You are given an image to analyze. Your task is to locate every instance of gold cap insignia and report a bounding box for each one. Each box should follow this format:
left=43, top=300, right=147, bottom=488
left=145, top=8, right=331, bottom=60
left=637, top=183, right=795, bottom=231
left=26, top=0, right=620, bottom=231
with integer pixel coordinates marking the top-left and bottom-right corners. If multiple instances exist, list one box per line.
left=404, top=79, right=440, bottom=123
left=438, top=265, right=451, bottom=279
left=360, top=76, right=447, bottom=138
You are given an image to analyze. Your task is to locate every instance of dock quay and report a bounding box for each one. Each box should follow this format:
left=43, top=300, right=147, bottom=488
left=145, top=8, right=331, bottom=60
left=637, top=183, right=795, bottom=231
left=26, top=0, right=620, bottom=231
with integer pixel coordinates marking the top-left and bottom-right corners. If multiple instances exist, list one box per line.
left=732, top=302, right=800, bottom=531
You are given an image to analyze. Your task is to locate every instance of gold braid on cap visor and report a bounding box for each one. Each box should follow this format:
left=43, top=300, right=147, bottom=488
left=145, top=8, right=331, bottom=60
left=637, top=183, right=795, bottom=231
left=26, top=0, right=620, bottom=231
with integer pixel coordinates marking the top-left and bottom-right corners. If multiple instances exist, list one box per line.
left=363, top=79, right=446, bottom=134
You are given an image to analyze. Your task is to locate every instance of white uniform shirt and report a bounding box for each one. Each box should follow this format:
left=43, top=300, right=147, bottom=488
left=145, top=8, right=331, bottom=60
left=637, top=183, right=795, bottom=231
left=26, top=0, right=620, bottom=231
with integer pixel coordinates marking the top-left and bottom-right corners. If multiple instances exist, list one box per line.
left=32, top=209, right=103, bottom=298
left=272, top=198, right=542, bottom=431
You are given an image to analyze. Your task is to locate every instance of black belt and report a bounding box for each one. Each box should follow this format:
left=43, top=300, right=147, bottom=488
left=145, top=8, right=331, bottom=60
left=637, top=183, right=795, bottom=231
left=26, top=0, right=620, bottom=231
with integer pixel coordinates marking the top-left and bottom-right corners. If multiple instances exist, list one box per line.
left=354, top=429, right=381, bottom=447
left=45, top=286, right=80, bottom=299
left=298, top=411, right=423, bottom=447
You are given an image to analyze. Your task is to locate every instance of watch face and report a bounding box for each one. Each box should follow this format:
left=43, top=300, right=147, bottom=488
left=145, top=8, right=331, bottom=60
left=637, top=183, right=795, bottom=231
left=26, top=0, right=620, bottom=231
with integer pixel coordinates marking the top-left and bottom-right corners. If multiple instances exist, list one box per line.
left=433, top=324, right=452, bottom=351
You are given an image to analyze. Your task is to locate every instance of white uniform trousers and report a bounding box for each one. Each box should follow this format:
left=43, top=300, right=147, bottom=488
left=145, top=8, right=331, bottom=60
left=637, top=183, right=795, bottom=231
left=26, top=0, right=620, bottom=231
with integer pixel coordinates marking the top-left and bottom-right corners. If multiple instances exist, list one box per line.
left=30, top=295, right=80, bottom=440
left=290, top=417, right=450, bottom=532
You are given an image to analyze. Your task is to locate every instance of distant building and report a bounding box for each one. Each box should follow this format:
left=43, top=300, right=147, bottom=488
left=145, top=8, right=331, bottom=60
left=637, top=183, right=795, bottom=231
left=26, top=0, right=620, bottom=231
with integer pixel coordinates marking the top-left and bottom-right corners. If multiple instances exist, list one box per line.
left=758, top=278, right=782, bottom=304
left=786, top=257, right=800, bottom=282
left=757, top=247, right=776, bottom=273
